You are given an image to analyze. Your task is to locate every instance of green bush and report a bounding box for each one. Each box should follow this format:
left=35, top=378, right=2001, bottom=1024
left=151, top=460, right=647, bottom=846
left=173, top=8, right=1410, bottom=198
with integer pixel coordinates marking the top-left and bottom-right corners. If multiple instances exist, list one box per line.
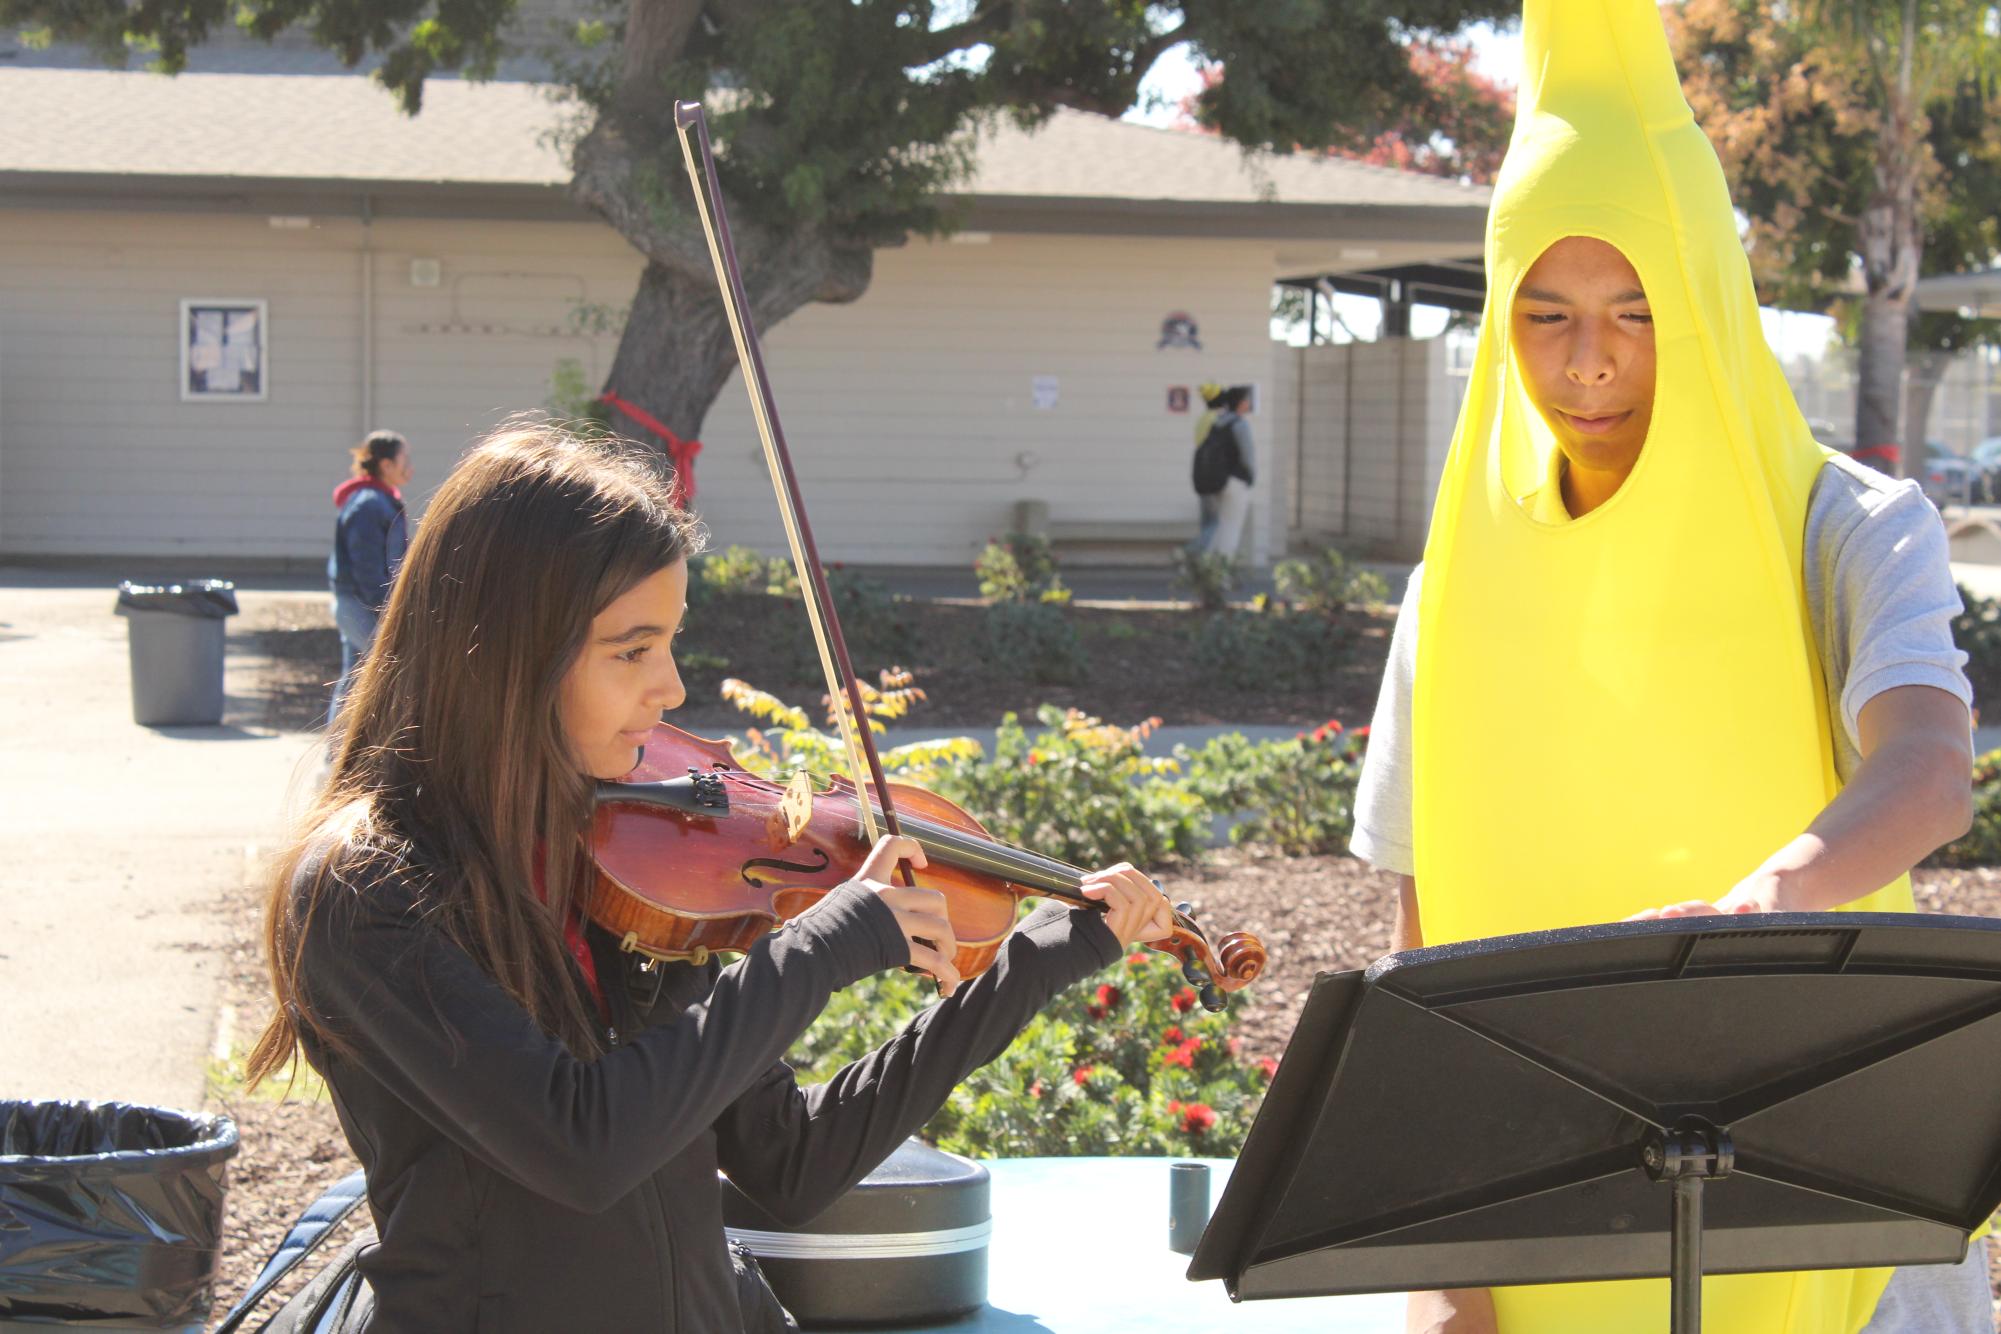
left=1952, top=583, right=2001, bottom=718
left=916, top=705, right=1205, bottom=870
left=983, top=601, right=1089, bottom=685
left=976, top=531, right=1069, bottom=605
left=1273, top=547, right=1388, bottom=622
left=1191, top=605, right=1349, bottom=691
left=789, top=943, right=1275, bottom=1158
left=1171, top=548, right=1239, bottom=612
left=700, top=544, right=775, bottom=597
left=823, top=566, right=912, bottom=665
left=1182, top=722, right=1369, bottom=856
left=1926, top=747, right=2001, bottom=867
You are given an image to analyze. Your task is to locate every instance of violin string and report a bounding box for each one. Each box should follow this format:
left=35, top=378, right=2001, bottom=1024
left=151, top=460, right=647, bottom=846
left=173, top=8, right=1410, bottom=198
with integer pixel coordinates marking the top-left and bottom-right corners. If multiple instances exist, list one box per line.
left=700, top=769, right=1188, bottom=923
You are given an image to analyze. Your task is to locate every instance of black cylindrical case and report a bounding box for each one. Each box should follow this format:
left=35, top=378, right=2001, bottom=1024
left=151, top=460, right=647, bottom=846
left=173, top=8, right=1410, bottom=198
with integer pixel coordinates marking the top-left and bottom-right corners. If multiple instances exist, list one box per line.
left=721, top=1139, right=989, bottom=1328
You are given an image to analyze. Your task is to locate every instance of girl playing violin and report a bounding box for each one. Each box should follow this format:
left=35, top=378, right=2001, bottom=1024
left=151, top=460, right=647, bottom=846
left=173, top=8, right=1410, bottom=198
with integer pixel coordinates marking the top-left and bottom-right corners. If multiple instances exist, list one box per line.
left=246, top=423, right=1177, bottom=1332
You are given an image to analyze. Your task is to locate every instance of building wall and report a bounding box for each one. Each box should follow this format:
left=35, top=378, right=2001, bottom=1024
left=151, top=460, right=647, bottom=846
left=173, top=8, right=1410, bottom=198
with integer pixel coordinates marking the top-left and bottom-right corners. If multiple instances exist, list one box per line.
left=1281, top=335, right=1459, bottom=561
left=0, top=209, right=1276, bottom=564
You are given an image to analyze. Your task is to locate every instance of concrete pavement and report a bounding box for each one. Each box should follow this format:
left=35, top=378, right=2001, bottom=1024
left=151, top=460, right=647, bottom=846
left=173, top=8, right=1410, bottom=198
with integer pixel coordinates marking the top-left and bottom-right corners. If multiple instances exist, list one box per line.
left=0, top=571, right=322, bottom=1109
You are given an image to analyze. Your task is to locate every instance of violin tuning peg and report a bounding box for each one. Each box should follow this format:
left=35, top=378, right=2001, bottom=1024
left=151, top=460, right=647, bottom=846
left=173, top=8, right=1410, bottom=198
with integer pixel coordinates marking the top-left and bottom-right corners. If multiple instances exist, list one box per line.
left=1199, top=983, right=1226, bottom=1013
left=1175, top=901, right=1198, bottom=920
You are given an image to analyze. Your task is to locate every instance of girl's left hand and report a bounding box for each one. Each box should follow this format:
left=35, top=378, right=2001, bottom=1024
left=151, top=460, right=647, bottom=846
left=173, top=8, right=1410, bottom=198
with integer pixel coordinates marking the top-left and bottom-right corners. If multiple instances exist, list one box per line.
left=1079, top=864, right=1177, bottom=949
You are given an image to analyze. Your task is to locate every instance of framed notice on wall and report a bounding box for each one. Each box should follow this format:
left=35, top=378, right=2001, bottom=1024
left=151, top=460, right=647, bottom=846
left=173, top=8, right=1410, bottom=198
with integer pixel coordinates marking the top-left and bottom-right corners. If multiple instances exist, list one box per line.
left=180, top=299, right=267, bottom=402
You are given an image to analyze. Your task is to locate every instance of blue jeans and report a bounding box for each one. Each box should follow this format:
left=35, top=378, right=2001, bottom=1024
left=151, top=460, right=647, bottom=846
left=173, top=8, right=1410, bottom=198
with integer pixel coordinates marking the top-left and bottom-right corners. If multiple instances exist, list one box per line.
left=328, top=589, right=380, bottom=737
left=1191, top=493, right=1221, bottom=553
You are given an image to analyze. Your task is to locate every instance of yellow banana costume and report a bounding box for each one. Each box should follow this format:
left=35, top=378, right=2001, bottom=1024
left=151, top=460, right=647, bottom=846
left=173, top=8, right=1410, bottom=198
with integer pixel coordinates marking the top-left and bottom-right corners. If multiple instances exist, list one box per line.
left=1412, top=0, right=1909, bottom=1328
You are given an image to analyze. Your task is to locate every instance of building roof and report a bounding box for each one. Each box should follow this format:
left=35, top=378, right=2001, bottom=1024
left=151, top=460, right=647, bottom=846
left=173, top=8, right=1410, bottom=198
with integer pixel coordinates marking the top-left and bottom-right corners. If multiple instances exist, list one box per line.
left=1916, top=267, right=2001, bottom=319
left=0, top=65, right=1488, bottom=214
left=0, top=67, right=572, bottom=185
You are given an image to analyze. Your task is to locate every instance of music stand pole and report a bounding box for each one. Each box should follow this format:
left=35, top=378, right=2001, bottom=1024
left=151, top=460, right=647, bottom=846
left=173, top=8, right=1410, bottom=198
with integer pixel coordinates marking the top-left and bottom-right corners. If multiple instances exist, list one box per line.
left=1646, top=1121, right=1733, bottom=1334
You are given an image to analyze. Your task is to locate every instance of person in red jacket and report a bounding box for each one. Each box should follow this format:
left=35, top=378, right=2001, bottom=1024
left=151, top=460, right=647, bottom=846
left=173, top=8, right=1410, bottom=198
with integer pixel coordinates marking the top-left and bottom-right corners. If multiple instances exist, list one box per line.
left=251, top=422, right=1175, bottom=1332
left=326, top=430, right=414, bottom=734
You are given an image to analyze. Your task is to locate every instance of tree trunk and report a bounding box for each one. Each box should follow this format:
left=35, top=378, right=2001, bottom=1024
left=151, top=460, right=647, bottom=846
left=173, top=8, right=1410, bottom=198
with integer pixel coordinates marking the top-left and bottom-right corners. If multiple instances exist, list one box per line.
left=568, top=104, right=875, bottom=452
left=1903, top=345, right=1955, bottom=458
left=1852, top=0, right=1925, bottom=478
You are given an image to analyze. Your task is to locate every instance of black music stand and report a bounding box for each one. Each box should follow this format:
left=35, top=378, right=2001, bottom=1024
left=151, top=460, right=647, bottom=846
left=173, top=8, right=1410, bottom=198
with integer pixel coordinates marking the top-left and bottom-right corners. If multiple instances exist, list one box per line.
left=1189, top=913, right=2001, bottom=1332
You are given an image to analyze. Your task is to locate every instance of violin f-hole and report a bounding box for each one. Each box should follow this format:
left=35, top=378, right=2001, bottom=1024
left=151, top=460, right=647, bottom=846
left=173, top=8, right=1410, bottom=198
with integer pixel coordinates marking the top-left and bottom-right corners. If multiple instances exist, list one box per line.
left=741, top=848, right=833, bottom=888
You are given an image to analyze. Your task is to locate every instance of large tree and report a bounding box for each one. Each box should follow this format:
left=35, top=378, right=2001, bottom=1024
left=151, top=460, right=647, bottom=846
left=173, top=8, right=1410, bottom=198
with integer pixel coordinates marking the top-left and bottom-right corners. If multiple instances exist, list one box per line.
left=1670, top=0, right=2000, bottom=469
left=8, top=0, right=1514, bottom=443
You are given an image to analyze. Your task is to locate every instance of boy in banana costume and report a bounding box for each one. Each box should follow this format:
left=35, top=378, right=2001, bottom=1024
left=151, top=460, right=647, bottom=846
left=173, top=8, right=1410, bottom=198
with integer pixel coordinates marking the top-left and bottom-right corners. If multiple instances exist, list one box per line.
left=1351, top=2, right=1985, bottom=1330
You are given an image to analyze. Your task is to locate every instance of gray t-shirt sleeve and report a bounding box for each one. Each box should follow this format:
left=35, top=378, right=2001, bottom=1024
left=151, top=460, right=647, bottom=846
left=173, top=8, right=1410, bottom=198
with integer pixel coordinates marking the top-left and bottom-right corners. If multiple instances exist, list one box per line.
left=1350, top=566, right=1421, bottom=877
left=1814, top=465, right=1971, bottom=747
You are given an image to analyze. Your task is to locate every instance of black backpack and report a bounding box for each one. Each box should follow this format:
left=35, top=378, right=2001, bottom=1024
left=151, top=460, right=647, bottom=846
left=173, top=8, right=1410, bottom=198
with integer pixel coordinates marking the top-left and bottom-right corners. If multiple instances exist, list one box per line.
left=1192, top=418, right=1236, bottom=495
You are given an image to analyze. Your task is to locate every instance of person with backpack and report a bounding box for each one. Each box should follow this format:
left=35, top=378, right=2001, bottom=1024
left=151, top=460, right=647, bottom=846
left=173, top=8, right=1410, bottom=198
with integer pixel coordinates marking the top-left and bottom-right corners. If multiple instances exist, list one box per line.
left=1187, top=382, right=1229, bottom=552
left=1191, top=386, right=1255, bottom=559
left=327, top=430, right=413, bottom=734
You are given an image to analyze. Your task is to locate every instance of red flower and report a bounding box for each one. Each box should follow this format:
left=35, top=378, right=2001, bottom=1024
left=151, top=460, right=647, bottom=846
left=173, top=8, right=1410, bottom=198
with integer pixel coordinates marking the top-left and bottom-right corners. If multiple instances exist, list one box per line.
left=1257, top=1055, right=1279, bottom=1082
left=1353, top=726, right=1370, bottom=739
left=1029, top=1078, right=1044, bottom=1099
left=1086, top=983, right=1123, bottom=1020
left=1226, top=1036, right=1242, bottom=1058
left=1171, top=987, right=1197, bottom=1014
left=1178, top=1102, right=1218, bottom=1135
left=1125, top=951, right=1147, bottom=966
left=1072, top=1065, right=1095, bottom=1086
left=1026, top=750, right=1042, bottom=766
left=1163, top=1037, right=1201, bottom=1069
left=1161, top=1026, right=1184, bottom=1045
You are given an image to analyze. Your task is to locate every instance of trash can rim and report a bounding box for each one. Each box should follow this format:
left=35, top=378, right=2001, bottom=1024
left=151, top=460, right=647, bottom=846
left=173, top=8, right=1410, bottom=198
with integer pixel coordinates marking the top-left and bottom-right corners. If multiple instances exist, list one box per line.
left=0, top=1100, right=239, bottom=1172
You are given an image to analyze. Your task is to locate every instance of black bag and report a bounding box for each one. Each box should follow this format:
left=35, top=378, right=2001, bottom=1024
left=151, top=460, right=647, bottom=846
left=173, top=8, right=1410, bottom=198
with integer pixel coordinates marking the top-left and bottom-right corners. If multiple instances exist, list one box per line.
left=213, top=1170, right=374, bottom=1334
left=1191, top=418, right=1237, bottom=495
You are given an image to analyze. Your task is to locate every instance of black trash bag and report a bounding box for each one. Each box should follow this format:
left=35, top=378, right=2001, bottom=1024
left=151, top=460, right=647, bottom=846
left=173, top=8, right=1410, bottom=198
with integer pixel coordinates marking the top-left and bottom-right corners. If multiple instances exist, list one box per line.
left=114, top=580, right=239, bottom=619
left=0, top=1100, right=240, bottom=1329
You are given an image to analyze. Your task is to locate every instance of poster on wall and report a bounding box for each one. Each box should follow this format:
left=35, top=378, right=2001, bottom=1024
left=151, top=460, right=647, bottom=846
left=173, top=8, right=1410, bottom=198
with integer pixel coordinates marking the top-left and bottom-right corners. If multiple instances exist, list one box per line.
left=180, top=299, right=267, bottom=402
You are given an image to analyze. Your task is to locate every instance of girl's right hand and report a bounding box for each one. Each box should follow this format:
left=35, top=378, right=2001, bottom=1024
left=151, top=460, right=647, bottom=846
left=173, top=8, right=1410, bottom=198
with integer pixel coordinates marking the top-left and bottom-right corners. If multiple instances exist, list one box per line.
left=849, top=835, right=961, bottom=998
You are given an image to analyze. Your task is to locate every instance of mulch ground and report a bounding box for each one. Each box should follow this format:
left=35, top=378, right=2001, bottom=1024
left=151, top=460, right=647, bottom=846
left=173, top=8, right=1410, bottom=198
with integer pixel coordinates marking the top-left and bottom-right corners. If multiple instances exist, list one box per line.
left=231, top=590, right=1394, bottom=734
left=203, top=853, right=2001, bottom=1327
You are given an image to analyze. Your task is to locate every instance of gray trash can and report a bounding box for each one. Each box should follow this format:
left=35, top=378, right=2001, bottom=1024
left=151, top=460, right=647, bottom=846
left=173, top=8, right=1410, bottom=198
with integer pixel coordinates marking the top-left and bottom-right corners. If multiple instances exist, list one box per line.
left=0, top=1100, right=239, bottom=1332
left=113, top=581, right=239, bottom=727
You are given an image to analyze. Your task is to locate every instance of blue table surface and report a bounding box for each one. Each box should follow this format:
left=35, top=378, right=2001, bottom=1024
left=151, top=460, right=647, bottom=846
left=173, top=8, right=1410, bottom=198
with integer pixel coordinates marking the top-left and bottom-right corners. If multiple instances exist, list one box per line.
left=878, top=1156, right=1402, bottom=1334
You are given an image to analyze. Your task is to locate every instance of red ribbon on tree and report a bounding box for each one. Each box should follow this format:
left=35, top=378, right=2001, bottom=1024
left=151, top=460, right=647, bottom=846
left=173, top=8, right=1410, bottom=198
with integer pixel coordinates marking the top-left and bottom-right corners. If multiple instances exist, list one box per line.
left=599, top=390, right=702, bottom=505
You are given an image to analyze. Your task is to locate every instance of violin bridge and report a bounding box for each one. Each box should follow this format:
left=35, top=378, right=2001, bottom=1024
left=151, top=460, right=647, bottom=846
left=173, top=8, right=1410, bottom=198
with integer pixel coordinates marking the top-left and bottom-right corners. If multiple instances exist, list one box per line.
left=775, top=769, right=815, bottom=843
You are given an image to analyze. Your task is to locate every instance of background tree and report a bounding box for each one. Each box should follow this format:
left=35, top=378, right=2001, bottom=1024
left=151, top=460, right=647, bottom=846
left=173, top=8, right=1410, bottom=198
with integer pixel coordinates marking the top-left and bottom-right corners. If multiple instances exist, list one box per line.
left=6, top=0, right=1515, bottom=446
left=1670, top=0, right=2000, bottom=469
left=1183, top=36, right=1516, bottom=184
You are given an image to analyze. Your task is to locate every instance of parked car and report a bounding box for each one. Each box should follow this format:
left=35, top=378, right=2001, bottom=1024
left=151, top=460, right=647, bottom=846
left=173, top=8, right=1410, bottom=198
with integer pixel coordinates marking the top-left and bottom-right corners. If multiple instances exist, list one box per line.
left=1833, top=438, right=1977, bottom=507
left=1972, top=436, right=2001, bottom=503
left=1917, top=441, right=1978, bottom=509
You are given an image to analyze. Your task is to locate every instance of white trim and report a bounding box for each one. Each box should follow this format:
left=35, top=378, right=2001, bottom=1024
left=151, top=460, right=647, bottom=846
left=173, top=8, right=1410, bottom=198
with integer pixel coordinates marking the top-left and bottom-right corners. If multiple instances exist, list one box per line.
left=178, top=297, right=269, bottom=402
left=725, top=1220, right=992, bottom=1261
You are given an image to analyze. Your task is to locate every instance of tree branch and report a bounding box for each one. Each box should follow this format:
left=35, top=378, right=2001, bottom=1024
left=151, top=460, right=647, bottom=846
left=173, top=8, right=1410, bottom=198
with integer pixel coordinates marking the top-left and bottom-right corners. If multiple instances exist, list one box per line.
left=909, top=3, right=1010, bottom=66
left=1132, top=20, right=1189, bottom=82
left=618, top=0, right=703, bottom=112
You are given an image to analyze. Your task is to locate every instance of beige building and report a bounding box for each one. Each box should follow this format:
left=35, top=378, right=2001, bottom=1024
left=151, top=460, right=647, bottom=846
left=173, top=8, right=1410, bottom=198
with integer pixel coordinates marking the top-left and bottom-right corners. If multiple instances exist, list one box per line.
left=0, top=56, right=1487, bottom=566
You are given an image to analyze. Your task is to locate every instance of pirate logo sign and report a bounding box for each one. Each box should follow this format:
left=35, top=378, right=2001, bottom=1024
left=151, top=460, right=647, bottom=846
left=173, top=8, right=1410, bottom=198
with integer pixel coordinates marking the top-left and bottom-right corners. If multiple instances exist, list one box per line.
left=1157, top=311, right=1202, bottom=351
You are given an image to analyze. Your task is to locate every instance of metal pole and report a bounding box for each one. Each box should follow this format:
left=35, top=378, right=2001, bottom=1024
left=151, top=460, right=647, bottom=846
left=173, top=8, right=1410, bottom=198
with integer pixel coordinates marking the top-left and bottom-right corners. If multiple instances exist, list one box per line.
left=1671, top=1171, right=1703, bottom=1334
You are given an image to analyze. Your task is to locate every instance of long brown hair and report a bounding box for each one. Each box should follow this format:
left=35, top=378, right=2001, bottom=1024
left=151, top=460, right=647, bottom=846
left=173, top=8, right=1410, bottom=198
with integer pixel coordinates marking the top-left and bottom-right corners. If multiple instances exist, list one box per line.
left=248, top=421, right=702, bottom=1084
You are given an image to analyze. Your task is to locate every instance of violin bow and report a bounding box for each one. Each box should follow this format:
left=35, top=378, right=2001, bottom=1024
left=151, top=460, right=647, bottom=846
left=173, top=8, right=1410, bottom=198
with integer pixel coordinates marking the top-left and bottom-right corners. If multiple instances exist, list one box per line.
left=671, top=101, right=902, bottom=853
left=667, top=102, right=1267, bottom=1010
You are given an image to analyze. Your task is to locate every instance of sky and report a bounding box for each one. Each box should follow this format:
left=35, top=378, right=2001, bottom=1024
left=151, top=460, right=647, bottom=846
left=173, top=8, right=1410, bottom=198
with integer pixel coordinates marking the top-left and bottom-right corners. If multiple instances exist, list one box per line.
left=1121, top=21, right=1836, bottom=361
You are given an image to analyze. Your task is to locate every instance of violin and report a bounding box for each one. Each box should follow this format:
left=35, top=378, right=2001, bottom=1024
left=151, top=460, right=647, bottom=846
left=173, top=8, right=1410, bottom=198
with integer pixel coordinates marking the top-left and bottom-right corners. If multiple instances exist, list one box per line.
left=588, top=100, right=1269, bottom=1012
left=587, top=724, right=1266, bottom=1011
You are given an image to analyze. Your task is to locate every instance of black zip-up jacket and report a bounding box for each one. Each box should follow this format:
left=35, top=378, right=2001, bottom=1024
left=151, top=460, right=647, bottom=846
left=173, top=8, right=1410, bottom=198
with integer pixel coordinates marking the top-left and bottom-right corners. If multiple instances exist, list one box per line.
left=295, top=860, right=1121, bottom=1332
